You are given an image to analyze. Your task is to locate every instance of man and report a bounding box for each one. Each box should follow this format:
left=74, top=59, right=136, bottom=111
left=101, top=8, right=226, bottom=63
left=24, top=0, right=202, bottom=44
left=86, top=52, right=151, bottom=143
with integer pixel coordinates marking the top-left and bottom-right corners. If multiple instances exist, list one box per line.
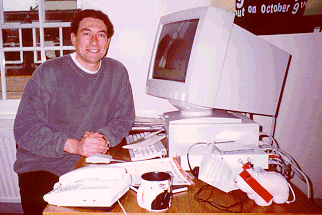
left=13, top=9, right=135, bottom=215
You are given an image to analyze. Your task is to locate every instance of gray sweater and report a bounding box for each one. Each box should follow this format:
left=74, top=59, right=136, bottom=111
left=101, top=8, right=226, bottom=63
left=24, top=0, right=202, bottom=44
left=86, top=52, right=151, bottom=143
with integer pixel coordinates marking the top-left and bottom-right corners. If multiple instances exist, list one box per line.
left=14, top=54, right=135, bottom=176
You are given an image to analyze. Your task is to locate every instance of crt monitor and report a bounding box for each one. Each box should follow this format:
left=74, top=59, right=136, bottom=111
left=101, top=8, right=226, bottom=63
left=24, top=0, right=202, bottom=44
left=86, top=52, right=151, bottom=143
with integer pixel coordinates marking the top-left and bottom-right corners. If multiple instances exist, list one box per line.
left=145, top=6, right=291, bottom=117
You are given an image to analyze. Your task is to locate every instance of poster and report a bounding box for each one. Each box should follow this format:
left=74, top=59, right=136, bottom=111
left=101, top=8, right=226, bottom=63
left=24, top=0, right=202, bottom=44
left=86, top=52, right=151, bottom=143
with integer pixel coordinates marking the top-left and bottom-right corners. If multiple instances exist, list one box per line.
left=234, top=0, right=308, bottom=35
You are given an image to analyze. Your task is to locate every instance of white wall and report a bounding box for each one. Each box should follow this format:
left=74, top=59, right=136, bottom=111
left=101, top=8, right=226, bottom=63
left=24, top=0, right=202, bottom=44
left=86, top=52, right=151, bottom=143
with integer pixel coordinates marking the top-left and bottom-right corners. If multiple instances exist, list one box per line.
left=80, top=0, right=322, bottom=199
left=260, top=33, right=322, bottom=199
left=81, top=0, right=211, bottom=117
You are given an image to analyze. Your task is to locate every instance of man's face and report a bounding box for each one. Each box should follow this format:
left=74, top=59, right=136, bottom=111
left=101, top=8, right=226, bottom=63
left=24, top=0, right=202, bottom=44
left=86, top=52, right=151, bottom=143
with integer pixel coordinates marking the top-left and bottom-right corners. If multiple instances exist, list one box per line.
left=71, top=17, right=110, bottom=71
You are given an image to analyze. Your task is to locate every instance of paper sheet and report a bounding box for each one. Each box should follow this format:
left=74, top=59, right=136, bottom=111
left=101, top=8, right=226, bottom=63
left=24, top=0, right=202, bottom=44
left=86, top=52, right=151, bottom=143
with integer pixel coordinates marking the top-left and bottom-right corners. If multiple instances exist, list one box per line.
left=198, top=143, right=240, bottom=192
left=109, top=157, right=194, bottom=186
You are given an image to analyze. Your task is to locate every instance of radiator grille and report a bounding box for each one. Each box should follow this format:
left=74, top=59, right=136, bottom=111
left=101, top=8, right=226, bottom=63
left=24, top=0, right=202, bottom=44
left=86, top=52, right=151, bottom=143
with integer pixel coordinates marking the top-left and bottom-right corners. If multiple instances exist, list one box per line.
left=0, top=126, right=20, bottom=203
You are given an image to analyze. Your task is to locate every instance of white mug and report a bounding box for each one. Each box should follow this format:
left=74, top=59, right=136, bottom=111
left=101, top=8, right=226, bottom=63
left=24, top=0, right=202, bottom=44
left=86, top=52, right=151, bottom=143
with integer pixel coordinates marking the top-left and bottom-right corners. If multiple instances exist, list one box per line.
left=137, top=171, right=172, bottom=211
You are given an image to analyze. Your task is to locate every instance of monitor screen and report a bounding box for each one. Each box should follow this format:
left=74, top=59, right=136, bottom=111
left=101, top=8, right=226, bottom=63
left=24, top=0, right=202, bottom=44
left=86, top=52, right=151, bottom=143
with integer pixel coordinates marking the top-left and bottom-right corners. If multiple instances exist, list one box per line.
left=152, top=19, right=199, bottom=83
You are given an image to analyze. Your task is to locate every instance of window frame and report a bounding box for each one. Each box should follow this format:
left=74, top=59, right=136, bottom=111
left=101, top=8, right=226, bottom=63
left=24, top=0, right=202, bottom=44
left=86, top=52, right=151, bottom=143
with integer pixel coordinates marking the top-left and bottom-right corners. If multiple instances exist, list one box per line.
left=0, top=0, right=76, bottom=116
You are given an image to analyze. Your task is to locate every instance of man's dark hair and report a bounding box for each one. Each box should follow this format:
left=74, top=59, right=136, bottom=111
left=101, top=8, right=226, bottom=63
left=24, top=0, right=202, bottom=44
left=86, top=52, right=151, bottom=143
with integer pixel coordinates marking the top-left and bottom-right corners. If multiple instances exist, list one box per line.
left=70, top=9, right=114, bottom=38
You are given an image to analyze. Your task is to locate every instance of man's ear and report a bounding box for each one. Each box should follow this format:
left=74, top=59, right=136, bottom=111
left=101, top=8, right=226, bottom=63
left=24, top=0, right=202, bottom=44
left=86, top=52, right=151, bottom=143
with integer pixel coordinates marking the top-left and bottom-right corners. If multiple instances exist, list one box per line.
left=71, top=33, right=77, bottom=47
left=106, top=38, right=111, bottom=49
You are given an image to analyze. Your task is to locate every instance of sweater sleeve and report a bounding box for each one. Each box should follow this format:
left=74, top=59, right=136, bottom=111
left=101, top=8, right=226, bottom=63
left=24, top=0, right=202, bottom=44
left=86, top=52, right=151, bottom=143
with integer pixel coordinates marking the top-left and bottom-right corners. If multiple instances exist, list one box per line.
left=98, top=62, right=135, bottom=147
left=14, top=64, right=68, bottom=158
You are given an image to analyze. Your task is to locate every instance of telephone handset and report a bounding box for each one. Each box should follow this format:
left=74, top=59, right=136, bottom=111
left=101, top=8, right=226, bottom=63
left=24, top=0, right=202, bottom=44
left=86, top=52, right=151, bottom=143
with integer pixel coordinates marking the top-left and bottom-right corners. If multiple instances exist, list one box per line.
left=57, top=165, right=126, bottom=187
left=44, top=165, right=131, bottom=207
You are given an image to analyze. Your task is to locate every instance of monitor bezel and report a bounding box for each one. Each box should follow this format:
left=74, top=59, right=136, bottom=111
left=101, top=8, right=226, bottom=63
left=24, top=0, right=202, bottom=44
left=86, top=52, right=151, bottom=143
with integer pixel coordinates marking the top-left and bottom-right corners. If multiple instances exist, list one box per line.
left=146, top=6, right=235, bottom=109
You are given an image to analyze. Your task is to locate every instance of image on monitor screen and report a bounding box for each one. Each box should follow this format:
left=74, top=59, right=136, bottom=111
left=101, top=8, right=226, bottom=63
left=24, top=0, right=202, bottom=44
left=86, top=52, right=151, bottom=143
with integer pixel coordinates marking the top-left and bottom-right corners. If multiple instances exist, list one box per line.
left=152, top=19, right=199, bottom=83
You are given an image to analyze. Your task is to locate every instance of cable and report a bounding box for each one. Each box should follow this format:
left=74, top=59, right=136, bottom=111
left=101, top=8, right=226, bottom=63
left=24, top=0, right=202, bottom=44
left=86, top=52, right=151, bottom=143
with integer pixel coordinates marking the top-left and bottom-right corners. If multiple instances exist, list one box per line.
left=118, top=199, right=127, bottom=215
left=268, top=157, right=294, bottom=180
left=186, top=142, right=209, bottom=176
left=261, top=142, right=306, bottom=182
left=287, top=162, right=312, bottom=199
left=212, top=142, right=224, bottom=159
left=186, top=141, right=226, bottom=176
left=259, top=132, right=279, bottom=155
left=269, top=115, right=277, bottom=146
left=194, top=184, right=247, bottom=213
left=259, top=133, right=312, bottom=199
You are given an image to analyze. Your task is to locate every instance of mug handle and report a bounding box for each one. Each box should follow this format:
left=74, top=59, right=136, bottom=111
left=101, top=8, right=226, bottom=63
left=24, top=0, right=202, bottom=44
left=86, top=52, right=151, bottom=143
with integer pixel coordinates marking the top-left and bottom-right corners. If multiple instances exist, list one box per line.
left=137, top=184, right=147, bottom=209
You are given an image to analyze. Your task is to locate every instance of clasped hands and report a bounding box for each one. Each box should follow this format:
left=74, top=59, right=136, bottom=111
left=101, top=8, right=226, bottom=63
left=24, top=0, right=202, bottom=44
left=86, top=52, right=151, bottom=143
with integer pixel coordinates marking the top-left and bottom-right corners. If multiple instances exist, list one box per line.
left=65, top=131, right=109, bottom=157
left=81, top=131, right=109, bottom=156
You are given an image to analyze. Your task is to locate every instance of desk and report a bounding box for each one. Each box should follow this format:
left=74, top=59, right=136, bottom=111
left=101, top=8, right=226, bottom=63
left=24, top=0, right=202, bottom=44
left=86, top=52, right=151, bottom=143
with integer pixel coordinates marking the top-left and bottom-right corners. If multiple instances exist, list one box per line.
left=43, top=139, right=322, bottom=214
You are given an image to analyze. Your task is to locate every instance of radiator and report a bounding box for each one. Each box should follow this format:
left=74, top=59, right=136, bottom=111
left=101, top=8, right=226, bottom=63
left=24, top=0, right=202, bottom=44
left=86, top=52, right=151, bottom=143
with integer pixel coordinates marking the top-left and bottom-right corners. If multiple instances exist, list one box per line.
left=0, top=120, right=20, bottom=203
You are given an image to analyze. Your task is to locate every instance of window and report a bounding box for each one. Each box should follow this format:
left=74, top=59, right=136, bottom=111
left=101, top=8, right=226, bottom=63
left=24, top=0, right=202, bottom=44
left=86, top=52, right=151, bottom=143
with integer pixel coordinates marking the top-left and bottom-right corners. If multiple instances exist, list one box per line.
left=0, top=0, right=80, bottom=102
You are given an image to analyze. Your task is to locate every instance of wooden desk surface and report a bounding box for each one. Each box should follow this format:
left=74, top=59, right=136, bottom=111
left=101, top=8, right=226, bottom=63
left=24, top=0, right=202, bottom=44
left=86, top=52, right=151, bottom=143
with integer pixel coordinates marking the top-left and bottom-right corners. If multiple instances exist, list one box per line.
left=43, top=139, right=322, bottom=214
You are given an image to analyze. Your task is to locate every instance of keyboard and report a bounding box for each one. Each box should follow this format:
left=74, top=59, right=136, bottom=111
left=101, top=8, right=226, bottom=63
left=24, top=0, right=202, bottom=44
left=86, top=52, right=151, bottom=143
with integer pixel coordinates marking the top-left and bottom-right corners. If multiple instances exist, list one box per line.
left=125, top=132, right=167, bottom=161
left=123, top=130, right=165, bottom=149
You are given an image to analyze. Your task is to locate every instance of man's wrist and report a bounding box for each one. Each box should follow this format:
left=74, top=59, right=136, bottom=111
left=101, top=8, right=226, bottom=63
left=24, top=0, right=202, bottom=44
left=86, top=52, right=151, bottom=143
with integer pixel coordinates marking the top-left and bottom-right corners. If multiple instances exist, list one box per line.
left=64, top=138, right=79, bottom=154
left=101, top=134, right=109, bottom=147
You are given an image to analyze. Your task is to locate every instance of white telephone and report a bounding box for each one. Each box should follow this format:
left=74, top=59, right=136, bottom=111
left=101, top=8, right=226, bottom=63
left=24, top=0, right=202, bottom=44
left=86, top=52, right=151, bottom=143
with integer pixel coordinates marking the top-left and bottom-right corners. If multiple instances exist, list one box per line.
left=43, top=165, right=131, bottom=207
